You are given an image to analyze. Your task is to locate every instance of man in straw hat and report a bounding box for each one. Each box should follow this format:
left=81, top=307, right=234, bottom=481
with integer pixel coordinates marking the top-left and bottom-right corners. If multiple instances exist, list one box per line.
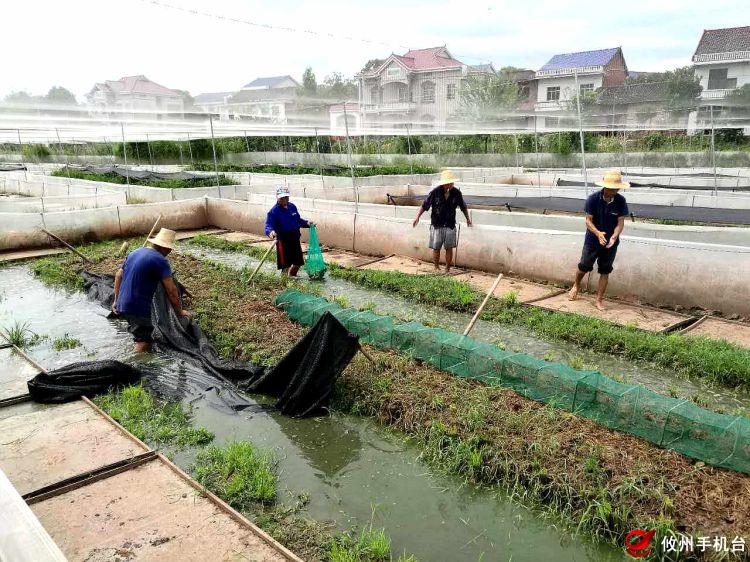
left=412, top=169, right=472, bottom=273
left=568, top=170, right=630, bottom=311
left=112, top=228, right=191, bottom=353
left=266, top=186, right=315, bottom=277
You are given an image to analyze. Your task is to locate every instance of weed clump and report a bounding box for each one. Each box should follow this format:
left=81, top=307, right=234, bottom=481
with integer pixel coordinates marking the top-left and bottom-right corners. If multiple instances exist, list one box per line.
left=94, top=385, right=214, bottom=447
left=52, top=333, right=81, bottom=351
left=193, top=441, right=277, bottom=508
left=2, top=320, right=46, bottom=348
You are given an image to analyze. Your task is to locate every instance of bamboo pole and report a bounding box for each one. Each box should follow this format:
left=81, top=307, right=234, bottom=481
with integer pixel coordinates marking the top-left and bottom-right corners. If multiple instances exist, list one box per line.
left=247, top=242, right=276, bottom=282
left=0, top=329, right=47, bottom=373
left=41, top=228, right=93, bottom=264
left=462, top=273, right=503, bottom=336
left=142, top=215, right=162, bottom=247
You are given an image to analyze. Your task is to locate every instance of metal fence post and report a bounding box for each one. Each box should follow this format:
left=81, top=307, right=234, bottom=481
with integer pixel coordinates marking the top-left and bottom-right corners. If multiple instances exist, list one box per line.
left=17, top=129, right=27, bottom=181
left=208, top=114, right=220, bottom=187
left=120, top=123, right=130, bottom=187
left=710, top=105, right=717, bottom=196
left=573, top=68, right=589, bottom=196
left=342, top=102, right=358, bottom=212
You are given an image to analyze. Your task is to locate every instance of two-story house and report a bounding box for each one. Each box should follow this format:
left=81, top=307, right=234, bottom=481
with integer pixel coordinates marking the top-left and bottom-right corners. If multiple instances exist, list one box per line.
left=87, top=75, right=185, bottom=118
left=693, top=26, right=750, bottom=103
left=534, top=47, right=628, bottom=127
left=342, top=46, right=489, bottom=132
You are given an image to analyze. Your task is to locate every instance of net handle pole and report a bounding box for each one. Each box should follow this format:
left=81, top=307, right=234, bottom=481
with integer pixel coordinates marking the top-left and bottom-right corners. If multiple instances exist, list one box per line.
left=41, top=228, right=93, bottom=264
left=247, top=242, right=276, bottom=282
left=462, top=273, right=503, bottom=336
left=142, top=214, right=163, bottom=247
left=357, top=343, right=376, bottom=365
left=0, top=330, right=47, bottom=374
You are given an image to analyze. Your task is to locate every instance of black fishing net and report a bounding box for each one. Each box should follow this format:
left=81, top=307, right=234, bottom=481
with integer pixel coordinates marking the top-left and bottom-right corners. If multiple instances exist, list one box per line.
left=67, top=165, right=204, bottom=181
left=0, top=163, right=27, bottom=172
left=79, top=270, right=358, bottom=417
left=27, top=360, right=142, bottom=403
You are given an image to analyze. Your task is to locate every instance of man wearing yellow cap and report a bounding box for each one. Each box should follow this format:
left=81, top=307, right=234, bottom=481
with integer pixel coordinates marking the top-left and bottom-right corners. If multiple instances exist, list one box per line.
left=568, top=170, right=630, bottom=311
left=412, top=170, right=472, bottom=273
left=112, top=228, right=191, bottom=353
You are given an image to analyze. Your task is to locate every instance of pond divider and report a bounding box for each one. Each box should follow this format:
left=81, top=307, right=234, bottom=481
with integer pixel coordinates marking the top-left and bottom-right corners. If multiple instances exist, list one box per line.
left=274, top=288, right=750, bottom=474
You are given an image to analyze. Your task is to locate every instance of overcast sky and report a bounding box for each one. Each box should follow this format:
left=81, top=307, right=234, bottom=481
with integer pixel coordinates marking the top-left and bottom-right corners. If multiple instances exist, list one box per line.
left=2, top=0, right=746, bottom=101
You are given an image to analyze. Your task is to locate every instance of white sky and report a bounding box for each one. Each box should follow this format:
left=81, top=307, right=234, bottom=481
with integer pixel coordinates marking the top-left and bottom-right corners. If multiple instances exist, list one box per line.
left=2, top=0, right=747, bottom=101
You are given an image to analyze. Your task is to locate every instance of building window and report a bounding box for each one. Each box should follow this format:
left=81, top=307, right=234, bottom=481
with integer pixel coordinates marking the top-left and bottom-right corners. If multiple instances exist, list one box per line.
left=397, top=84, right=408, bottom=103
left=546, top=86, right=560, bottom=101
left=708, top=68, right=737, bottom=90
left=579, top=83, right=594, bottom=95
left=421, top=81, right=435, bottom=103
left=446, top=83, right=457, bottom=100
left=370, top=87, right=379, bottom=104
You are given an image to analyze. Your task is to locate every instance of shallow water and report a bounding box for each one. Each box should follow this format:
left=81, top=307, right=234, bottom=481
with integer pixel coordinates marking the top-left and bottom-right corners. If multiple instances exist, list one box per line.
left=0, top=265, right=622, bottom=561
left=180, top=244, right=750, bottom=416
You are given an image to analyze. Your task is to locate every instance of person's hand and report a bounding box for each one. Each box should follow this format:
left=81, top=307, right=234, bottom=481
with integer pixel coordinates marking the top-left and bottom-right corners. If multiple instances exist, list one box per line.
left=269, top=230, right=276, bottom=240
left=597, top=231, right=607, bottom=246
left=412, top=218, right=419, bottom=228
left=606, top=235, right=617, bottom=249
left=466, top=219, right=473, bottom=227
left=308, top=221, right=315, bottom=227
left=111, top=302, right=118, bottom=315
left=180, top=309, right=192, bottom=319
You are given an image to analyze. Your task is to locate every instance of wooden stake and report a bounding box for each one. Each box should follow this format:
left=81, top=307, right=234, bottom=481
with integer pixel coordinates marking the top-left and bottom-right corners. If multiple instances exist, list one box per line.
left=41, top=228, right=93, bottom=264
left=142, top=215, right=162, bottom=247
left=357, top=343, right=376, bottom=365
left=247, top=242, right=276, bottom=282
left=462, top=273, right=503, bottom=336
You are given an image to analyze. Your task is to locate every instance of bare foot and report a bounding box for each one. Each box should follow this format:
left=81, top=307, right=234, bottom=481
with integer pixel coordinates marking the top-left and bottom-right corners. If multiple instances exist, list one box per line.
left=445, top=267, right=451, bottom=274
left=568, top=286, right=579, bottom=301
left=595, top=299, right=605, bottom=311
left=433, top=265, right=441, bottom=272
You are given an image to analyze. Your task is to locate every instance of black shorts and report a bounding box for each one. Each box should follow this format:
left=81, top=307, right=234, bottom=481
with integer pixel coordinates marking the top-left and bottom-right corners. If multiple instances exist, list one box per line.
left=122, top=314, right=154, bottom=343
left=577, top=243, right=618, bottom=275
left=276, top=236, right=304, bottom=269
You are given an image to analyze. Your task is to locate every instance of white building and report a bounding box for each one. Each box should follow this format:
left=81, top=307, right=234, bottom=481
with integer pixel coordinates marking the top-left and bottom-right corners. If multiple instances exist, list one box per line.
left=534, top=47, right=628, bottom=127
left=194, top=75, right=301, bottom=123
left=693, top=26, right=750, bottom=103
left=87, top=75, right=184, bottom=117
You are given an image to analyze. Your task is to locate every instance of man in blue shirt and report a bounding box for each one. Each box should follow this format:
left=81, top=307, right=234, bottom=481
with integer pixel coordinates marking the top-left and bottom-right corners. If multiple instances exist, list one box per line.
left=568, top=170, right=630, bottom=311
left=112, top=228, right=190, bottom=352
left=265, top=187, right=314, bottom=277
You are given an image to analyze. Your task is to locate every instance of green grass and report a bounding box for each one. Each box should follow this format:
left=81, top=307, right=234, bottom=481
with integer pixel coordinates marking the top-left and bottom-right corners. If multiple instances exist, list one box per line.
left=186, top=233, right=275, bottom=260
left=51, top=168, right=235, bottom=189
left=94, top=385, right=214, bottom=447
left=329, top=264, right=750, bottom=389
left=52, top=333, right=81, bottom=351
left=190, top=162, right=437, bottom=177
left=192, top=441, right=278, bottom=508
left=2, top=320, right=46, bottom=348
left=32, top=257, right=85, bottom=290
left=327, top=527, right=392, bottom=562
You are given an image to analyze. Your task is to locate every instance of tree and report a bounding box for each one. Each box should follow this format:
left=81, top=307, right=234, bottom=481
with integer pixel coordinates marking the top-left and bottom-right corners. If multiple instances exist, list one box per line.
left=319, top=73, right=358, bottom=101
left=361, top=59, right=384, bottom=73
left=3, top=91, right=36, bottom=106
left=45, top=86, right=77, bottom=105
left=301, top=67, right=317, bottom=96
left=628, top=66, right=701, bottom=109
left=457, top=70, right=521, bottom=120
left=176, top=90, right=195, bottom=111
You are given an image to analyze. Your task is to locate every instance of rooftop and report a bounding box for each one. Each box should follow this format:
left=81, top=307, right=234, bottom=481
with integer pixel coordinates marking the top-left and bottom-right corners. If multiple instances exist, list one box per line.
left=364, top=46, right=465, bottom=75
left=95, top=75, right=180, bottom=97
left=693, top=26, right=750, bottom=60
left=597, top=81, right=670, bottom=105
left=194, top=92, right=233, bottom=104
left=539, top=47, right=621, bottom=72
left=241, top=75, right=300, bottom=89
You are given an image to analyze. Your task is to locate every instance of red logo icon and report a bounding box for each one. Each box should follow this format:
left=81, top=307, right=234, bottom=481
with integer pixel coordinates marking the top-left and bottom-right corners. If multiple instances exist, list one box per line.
left=625, top=529, right=656, bottom=558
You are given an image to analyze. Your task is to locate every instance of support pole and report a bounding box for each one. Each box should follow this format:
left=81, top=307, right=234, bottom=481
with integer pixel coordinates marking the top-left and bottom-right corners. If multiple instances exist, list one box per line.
left=145, top=133, right=154, bottom=168
left=342, top=102, right=358, bottom=213
left=143, top=215, right=162, bottom=247
left=187, top=132, right=194, bottom=166
left=120, top=123, right=130, bottom=187
left=405, top=123, right=414, bottom=175
left=463, top=273, right=503, bottom=336
left=533, top=115, right=542, bottom=190
left=314, top=127, right=323, bottom=183
left=56, top=128, right=72, bottom=185
left=710, top=105, right=717, bottom=196
left=573, top=68, right=589, bottom=196
left=247, top=242, right=275, bottom=282
left=208, top=114, right=220, bottom=187
left=17, top=129, right=27, bottom=181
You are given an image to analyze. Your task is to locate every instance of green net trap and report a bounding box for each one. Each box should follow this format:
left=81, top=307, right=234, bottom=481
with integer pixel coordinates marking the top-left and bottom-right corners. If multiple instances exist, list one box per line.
left=304, top=224, right=327, bottom=280
left=274, top=288, right=750, bottom=474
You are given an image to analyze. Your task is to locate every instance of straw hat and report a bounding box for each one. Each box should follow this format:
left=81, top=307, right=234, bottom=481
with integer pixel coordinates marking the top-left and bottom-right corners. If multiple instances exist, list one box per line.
left=276, top=186, right=292, bottom=199
left=596, top=169, right=630, bottom=190
left=148, top=228, right=177, bottom=250
left=433, top=169, right=459, bottom=188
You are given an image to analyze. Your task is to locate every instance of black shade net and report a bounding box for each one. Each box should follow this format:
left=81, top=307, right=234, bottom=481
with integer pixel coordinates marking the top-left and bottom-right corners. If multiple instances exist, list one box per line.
left=67, top=164, right=204, bottom=182
left=27, top=360, right=142, bottom=403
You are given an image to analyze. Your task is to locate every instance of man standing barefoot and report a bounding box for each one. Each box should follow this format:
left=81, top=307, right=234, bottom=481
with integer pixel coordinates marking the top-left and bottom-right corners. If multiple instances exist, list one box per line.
left=568, top=170, right=629, bottom=311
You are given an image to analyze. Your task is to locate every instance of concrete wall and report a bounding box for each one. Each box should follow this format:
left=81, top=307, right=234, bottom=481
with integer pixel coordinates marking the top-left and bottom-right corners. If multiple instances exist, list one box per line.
left=206, top=198, right=750, bottom=316
left=0, top=199, right=207, bottom=251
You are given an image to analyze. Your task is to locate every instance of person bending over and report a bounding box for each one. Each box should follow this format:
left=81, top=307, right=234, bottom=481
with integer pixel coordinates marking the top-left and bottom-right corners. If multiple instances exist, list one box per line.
left=112, top=228, right=190, bottom=353
left=265, top=186, right=315, bottom=277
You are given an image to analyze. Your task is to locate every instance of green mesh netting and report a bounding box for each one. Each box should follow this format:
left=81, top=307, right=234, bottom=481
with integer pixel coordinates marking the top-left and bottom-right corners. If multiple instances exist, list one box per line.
left=304, top=225, right=327, bottom=280
left=274, top=288, right=750, bottom=474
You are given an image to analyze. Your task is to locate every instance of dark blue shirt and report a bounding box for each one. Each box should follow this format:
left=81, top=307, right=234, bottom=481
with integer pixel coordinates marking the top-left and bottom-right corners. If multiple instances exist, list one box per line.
left=422, top=186, right=468, bottom=229
left=116, top=247, right=172, bottom=318
left=584, top=189, right=629, bottom=247
left=264, top=202, right=309, bottom=239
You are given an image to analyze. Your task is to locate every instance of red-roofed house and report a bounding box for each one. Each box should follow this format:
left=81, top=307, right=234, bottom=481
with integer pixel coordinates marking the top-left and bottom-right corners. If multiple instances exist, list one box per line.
left=87, top=75, right=185, bottom=117
left=340, top=46, right=490, bottom=131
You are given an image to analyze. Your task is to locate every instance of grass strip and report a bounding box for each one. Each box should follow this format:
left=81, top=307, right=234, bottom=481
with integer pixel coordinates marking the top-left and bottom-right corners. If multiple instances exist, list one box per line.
left=190, top=162, right=437, bottom=177
left=328, top=264, right=750, bottom=389
left=51, top=168, right=235, bottom=189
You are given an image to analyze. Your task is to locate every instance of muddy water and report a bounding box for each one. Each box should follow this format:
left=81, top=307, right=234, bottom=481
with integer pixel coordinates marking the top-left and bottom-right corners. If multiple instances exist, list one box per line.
left=0, top=265, right=622, bottom=561
left=180, top=244, right=750, bottom=416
